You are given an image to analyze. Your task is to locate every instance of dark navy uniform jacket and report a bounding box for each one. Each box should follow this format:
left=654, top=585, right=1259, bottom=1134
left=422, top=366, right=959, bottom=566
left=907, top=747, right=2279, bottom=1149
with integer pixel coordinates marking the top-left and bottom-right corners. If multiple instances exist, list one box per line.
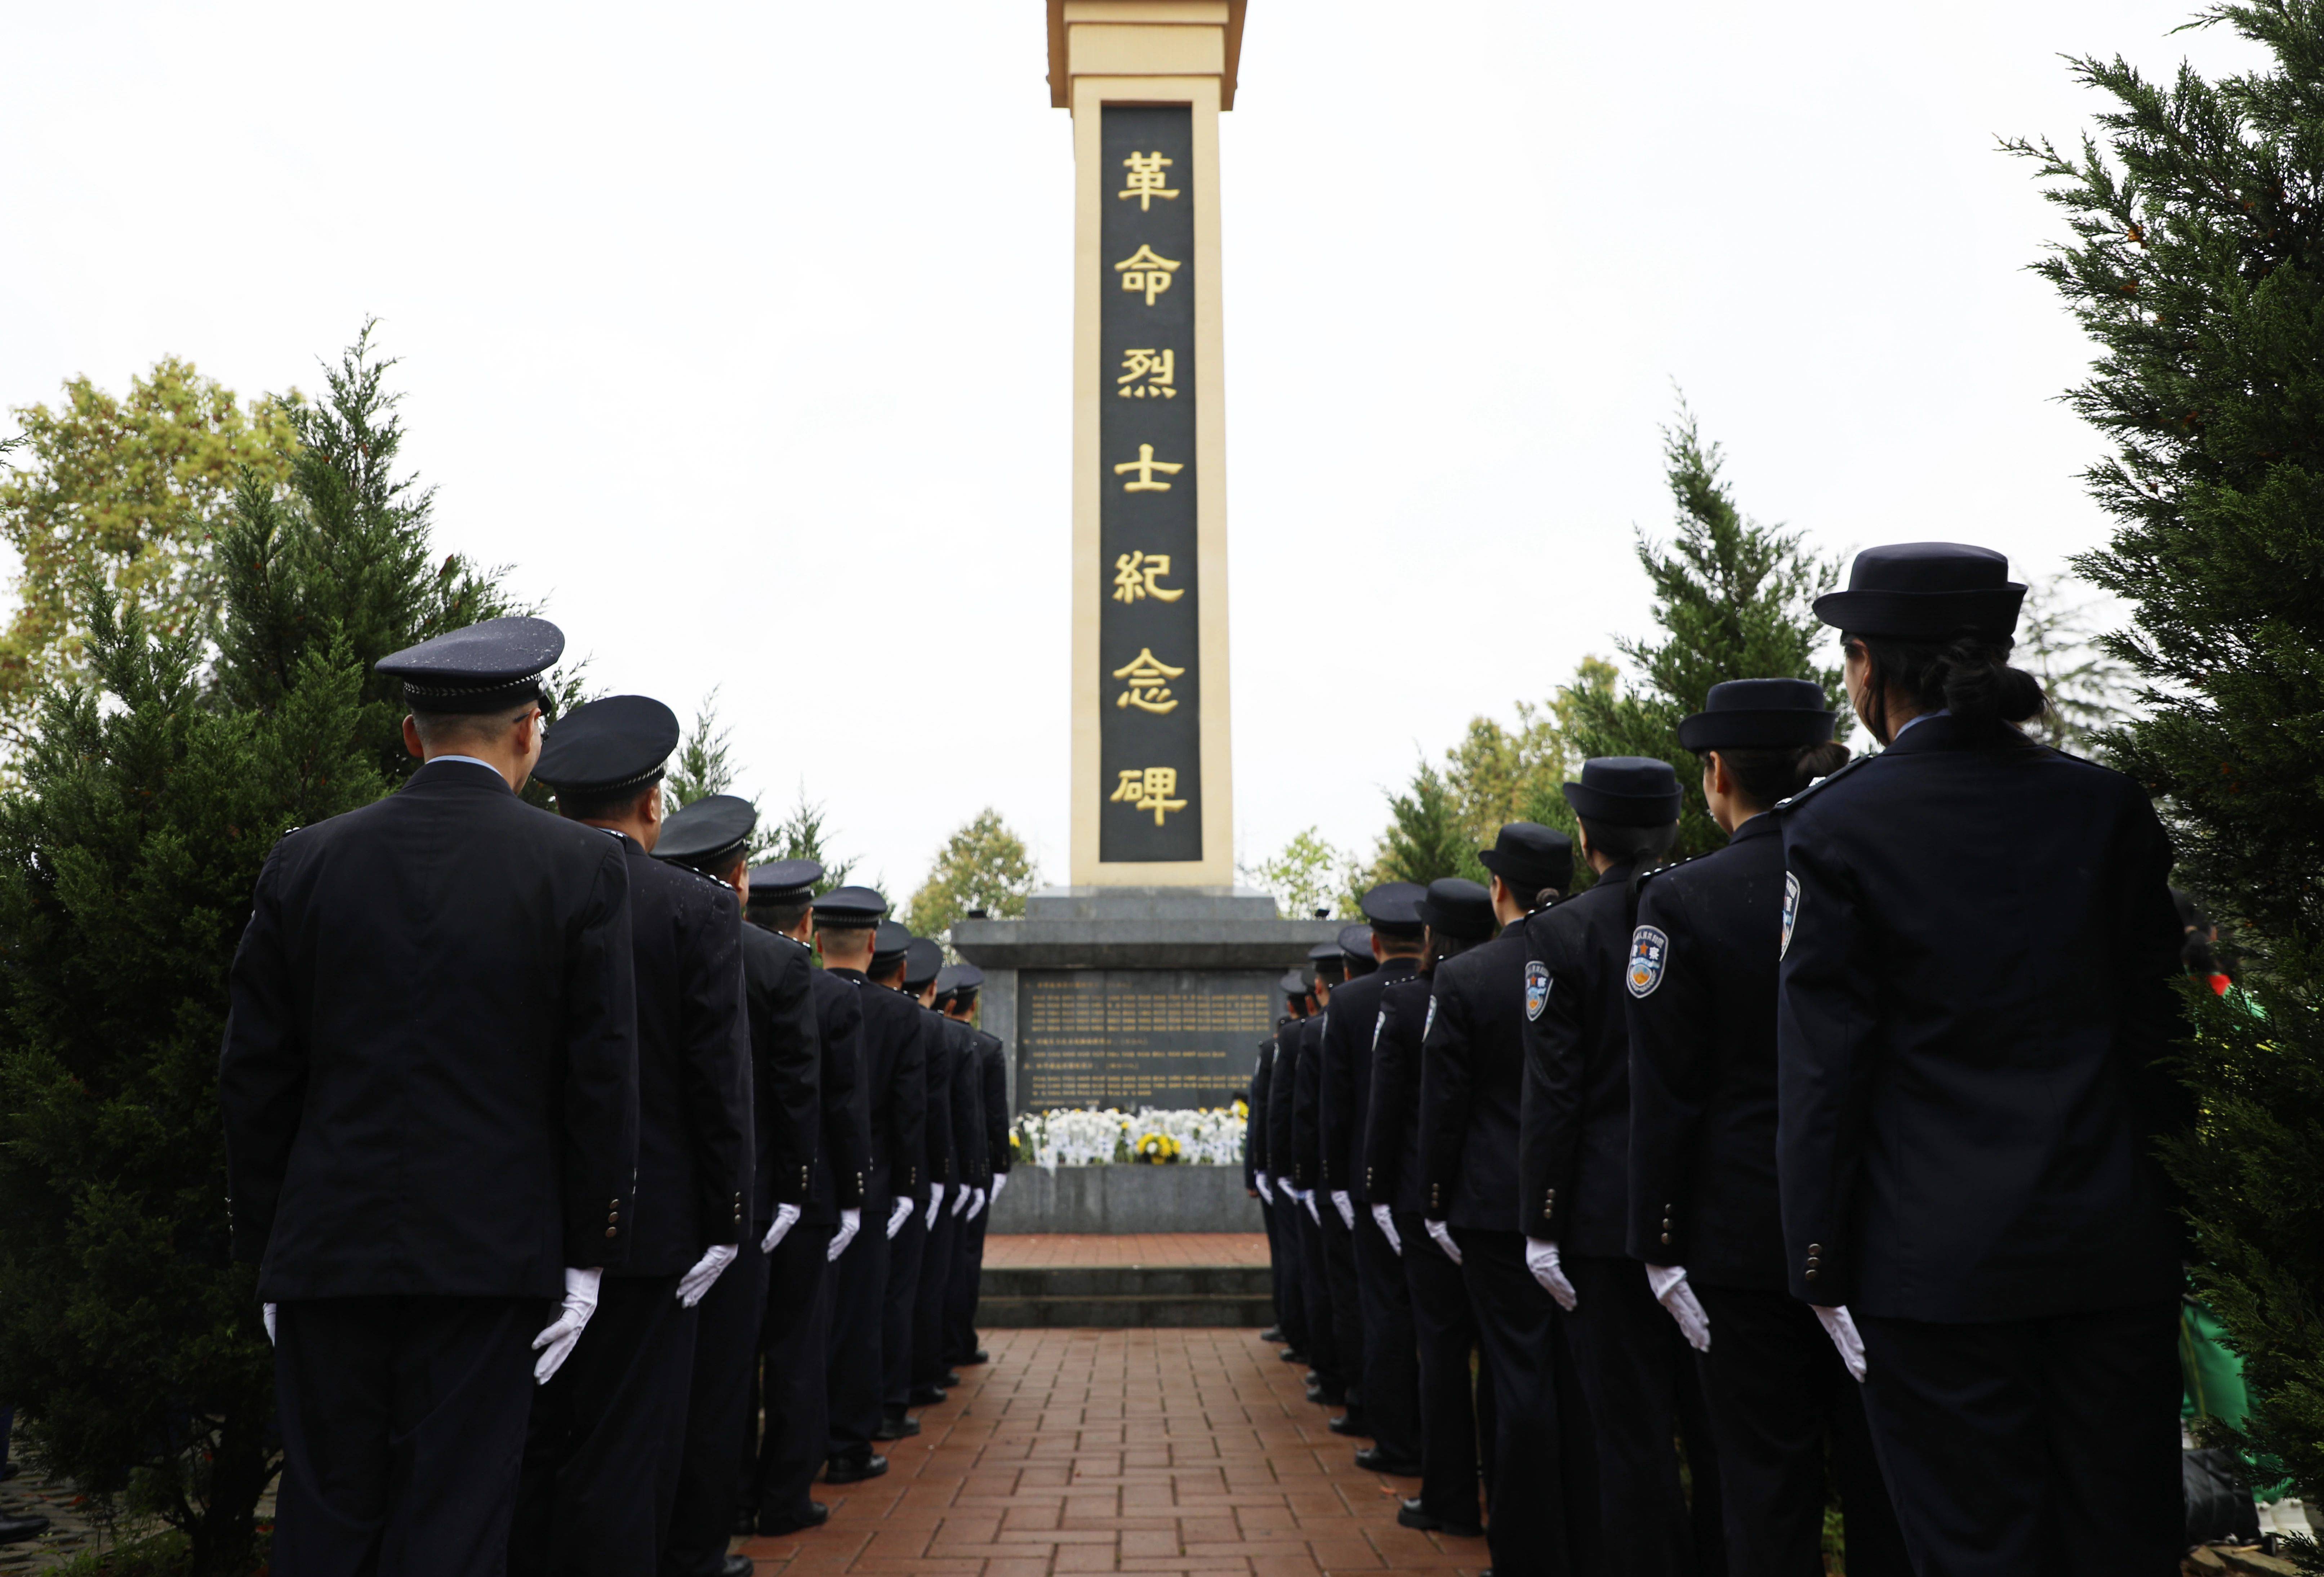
left=1291, top=1013, right=1327, bottom=1193
left=945, top=1017, right=987, bottom=1188
left=977, top=1029, right=1011, bottom=1177
left=919, top=1005, right=958, bottom=1191
left=1362, top=973, right=1435, bottom=1218
left=1624, top=816, right=1787, bottom=1288
left=1418, top=922, right=1533, bottom=1232
left=1321, top=958, right=1420, bottom=1203
left=609, top=836, right=754, bottom=1276
left=1266, top=1019, right=1302, bottom=1190
left=1245, top=1039, right=1269, bottom=1187
left=797, top=962, right=869, bottom=1226
left=832, top=970, right=927, bottom=1207
left=743, top=924, right=822, bottom=1225
left=1518, top=860, right=1646, bottom=1256
left=222, top=760, right=639, bottom=1300
left=1776, top=715, right=2191, bottom=1319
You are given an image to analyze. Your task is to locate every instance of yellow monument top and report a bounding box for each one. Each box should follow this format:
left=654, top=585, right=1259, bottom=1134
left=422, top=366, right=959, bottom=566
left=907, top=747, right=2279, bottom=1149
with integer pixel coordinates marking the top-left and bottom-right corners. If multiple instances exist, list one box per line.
left=1047, top=0, right=1247, bottom=111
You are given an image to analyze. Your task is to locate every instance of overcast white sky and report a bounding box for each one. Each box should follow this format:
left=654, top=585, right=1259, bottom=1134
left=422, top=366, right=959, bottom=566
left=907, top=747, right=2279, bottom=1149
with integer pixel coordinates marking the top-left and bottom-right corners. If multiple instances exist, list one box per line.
left=0, top=1, right=2265, bottom=899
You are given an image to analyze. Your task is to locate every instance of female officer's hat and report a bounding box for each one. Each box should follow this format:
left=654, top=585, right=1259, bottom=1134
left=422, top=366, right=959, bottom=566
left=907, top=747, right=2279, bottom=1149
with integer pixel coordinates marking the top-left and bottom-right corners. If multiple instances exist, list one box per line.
left=1811, top=542, right=2025, bottom=641
left=1677, top=679, right=1838, bottom=753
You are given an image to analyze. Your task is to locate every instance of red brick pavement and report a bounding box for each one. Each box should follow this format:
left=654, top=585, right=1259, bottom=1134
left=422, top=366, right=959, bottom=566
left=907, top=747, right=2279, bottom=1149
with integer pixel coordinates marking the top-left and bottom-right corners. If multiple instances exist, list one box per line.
left=735, top=1326, right=1488, bottom=1576
left=981, top=1234, right=1269, bottom=1268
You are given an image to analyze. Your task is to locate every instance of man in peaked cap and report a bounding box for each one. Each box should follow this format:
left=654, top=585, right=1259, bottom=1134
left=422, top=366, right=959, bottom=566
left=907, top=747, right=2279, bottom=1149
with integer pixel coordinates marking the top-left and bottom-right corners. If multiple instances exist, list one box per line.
left=1518, top=759, right=1724, bottom=1576
left=740, top=863, right=869, bottom=1538
left=1623, top=682, right=1905, bottom=1576
left=814, top=892, right=926, bottom=1484
left=939, top=966, right=1007, bottom=1369
left=914, top=957, right=979, bottom=1398
left=653, top=798, right=823, bottom=1577
left=511, top=698, right=753, bottom=1577
left=222, top=617, right=640, bottom=1577
left=899, top=937, right=965, bottom=1422
left=873, top=932, right=949, bottom=1438
left=1292, top=944, right=1356, bottom=1412
left=1248, top=976, right=1297, bottom=1355
left=1319, top=889, right=1428, bottom=1475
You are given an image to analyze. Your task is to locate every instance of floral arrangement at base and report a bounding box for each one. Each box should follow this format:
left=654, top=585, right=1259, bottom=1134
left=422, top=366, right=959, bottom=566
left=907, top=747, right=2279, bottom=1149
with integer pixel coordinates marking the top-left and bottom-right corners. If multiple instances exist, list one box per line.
left=1010, top=1101, right=1247, bottom=1169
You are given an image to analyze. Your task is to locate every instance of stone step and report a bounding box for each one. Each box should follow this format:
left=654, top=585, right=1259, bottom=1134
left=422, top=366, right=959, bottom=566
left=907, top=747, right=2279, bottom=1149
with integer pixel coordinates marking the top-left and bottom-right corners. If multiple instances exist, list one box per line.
left=978, top=1263, right=1273, bottom=1328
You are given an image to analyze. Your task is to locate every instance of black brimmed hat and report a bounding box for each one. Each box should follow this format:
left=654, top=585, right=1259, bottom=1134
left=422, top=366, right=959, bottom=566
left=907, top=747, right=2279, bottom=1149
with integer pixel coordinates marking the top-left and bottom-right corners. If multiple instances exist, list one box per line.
left=1359, top=882, right=1426, bottom=938
left=655, top=794, right=755, bottom=873
left=814, top=885, right=889, bottom=928
left=534, top=696, right=680, bottom=799
left=1677, top=678, right=1839, bottom=753
left=871, top=920, right=912, bottom=970
left=903, top=938, right=945, bottom=990
left=1477, top=822, right=1573, bottom=897
left=1416, top=877, right=1496, bottom=942
left=1812, top=542, right=2026, bottom=642
left=952, top=963, right=985, bottom=999
left=747, top=859, right=823, bottom=905
left=1338, top=923, right=1375, bottom=961
left=1563, top=757, right=1683, bottom=827
left=376, top=615, right=564, bottom=715
left=1278, top=970, right=1310, bottom=998
left=1307, top=941, right=1348, bottom=984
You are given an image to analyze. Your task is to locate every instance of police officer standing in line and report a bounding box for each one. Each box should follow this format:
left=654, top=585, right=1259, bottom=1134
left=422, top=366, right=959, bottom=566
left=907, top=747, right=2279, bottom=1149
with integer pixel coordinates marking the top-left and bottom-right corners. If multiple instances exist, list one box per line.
left=1518, top=759, right=1722, bottom=1577
left=1777, top=544, right=2192, bottom=1576
left=812, top=890, right=926, bottom=1486
left=222, top=618, right=640, bottom=1577
left=1416, top=873, right=1570, bottom=1576
left=940, top=966, right=1006, bottom=1369
left=1254, top=975, right=1310, bottom=1360
left=1319, top=895, right=1425, bottom=1474
left=653, top=797, right=823, bottom=1577
left=1624, top=685, right=1906, bottom=1577
left=1290, top=946, right=1354, bottom=1409
left=874, top=924, right=947, bottom=1439
left=1363, top=887, right=1488, bottom=1541
left=516, top=697, right=753, bottom=1577
left=1267, top=975, right=1321, bottom=1372
left=743, top=864, right=868, bottom=1537
left=907, top=941, right=970, bottom=1410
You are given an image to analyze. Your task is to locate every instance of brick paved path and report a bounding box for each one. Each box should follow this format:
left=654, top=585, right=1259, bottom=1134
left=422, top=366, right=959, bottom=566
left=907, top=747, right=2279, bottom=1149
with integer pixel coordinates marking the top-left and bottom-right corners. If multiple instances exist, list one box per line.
left=982, top=1234, right=1269, bottom=1268
left=736, top=1326, right=1484, bottom=1576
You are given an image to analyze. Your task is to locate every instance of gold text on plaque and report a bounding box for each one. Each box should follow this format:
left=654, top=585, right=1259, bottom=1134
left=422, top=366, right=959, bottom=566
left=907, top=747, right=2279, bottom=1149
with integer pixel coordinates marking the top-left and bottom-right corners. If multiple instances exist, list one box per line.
left=1117, top=347, right=1177, bottom=397
left=1112, top=443, right=1183, bottom=492
left=1111, top=550, right=1185, bottom=603
left=1117, top=151, right=1180, bottom=210
left=1110, top=765, right=1189, bottom=825
left=1113, top=245, right=1181, bottom=307
left=1111, top=648, right=1185, bottom=714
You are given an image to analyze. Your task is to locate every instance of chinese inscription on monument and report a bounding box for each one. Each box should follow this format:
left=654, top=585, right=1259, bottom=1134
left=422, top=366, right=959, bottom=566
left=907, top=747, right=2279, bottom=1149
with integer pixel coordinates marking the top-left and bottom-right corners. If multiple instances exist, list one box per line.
left=1016, top=970, right=1274, bottom=1108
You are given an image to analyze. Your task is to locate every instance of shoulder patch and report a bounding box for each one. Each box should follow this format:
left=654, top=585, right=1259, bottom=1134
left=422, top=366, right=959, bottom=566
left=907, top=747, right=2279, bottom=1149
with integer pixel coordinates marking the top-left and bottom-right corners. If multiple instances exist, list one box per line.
left=1781, top=872, right=1801, bottom=959
left=1627, top=926, right=1669, bottom=999
left=1523, top=960, right=1551, bottom=1020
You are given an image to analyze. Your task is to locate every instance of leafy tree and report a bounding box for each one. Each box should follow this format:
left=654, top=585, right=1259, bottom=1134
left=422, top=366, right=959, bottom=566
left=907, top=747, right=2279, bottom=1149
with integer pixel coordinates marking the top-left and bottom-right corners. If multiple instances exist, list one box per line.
left=765, top=790, right=857, bottom=895
left=1563, top=406, right=1844, bottom=863
left=1377, top=762, right=1484, bottom=887
left=904, top=808, right=1038, bottom=938
left=1243, top=826, right=1366, bottom=919
left=2008, top=1, right=2324, bottom=1519
left=0, top=359, right=300, bottom=756
left=665, top=687, right=743, bottom=811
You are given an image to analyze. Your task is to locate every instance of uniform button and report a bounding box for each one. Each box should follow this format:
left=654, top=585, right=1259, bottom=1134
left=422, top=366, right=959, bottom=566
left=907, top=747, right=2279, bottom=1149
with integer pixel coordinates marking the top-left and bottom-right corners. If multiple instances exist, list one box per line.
left=1808, top=1243, right=1822, bottom=1255
left=1804, top=1268, right=1818, bottom=1282
left=607, top=1212, right=619, bottom=1224
left=1660, top=1233, right=1671, bottom=1246
left=605, top=1227, right=619, bottom=1239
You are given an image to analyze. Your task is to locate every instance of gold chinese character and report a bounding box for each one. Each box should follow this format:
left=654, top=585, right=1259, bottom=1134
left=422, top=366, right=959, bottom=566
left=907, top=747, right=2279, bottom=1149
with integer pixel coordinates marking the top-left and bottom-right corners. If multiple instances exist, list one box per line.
left=1111, top=647, right=1185, bottom=714
left=1109, top=765, right=1189, bottom=825
left=1117, top=347, right=1177, bottom=398
left=1118, top=151, right=1180, bottom=210
left=1113, top=443, right=1183, bottom=492
left=1112, top=245, right=1180, bottom=307
left=1111, top=551, right=1185, bottom=604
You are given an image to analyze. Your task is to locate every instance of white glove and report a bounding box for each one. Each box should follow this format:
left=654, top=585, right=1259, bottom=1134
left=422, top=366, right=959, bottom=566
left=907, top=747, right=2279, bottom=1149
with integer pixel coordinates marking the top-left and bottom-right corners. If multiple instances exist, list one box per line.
left=952, top=1182, right=972, bottom=1217
left=1255, top=1172, right=1274, bottom=1205
left=1646, top=1264, right=1710, bottom=1353
left=1525, top=1237, right=1577, bottom=1311
left=262, top=1303, right=277, bottom=1345
left=1331, top=1190, right=1355, bottom=1230
left=1425, top=1218, right=1462, bottom=1265
left=925, top=1183, right=944, bottom=1228
left=761, top=1202, right=802, bottom=1254
left=677, top=1243, right=739, bottom=1308
left=1371, top=1203, right=1402, bottom=1256
left=1302, top=1190, right=1322, bottom=1226
left=533, top=1267, right=602, bottom=1384
left=966, top=1186, right=987, bottom=1220
left=1815, top=1304, right=1867, bottom=1382
left=991, top=1173, right=1007, bottom=1203
left=827, top=1206, right=861, bottom=1261
left=886, top=1196, right=914, bottom=1239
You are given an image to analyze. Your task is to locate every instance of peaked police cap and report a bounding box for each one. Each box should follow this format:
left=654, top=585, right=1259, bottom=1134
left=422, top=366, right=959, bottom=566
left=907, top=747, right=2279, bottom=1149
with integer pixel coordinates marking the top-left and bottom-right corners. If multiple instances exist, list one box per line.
left=533, top=695, right=680, bottom=797
left=1562, top=756, right=1683, bottom=827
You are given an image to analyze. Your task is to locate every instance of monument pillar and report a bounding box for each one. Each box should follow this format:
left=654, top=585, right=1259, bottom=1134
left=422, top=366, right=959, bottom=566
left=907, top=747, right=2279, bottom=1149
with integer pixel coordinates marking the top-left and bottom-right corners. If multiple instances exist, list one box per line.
left=955, top=3, right=1333, bottom=1123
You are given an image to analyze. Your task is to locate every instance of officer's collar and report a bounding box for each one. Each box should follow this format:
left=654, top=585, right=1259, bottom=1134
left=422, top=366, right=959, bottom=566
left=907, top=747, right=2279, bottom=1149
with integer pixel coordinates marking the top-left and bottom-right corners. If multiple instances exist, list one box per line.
left=827, top=966, right=869, bottom=982
left=1727, top=813, right=1780, bottom=845
left=1375, top=955, right=1421, bottom=981
left=1882, top=711, right=2033, bottom=756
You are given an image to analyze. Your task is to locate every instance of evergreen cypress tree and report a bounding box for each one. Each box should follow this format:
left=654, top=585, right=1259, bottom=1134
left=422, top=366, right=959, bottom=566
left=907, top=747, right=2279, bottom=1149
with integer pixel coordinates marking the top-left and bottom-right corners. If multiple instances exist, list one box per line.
left=1377, top=762, right=1485, bottom=886
left=1565, top=406, right=1844, bottom=862
left=2008, top=0, right=2324, bottom=1511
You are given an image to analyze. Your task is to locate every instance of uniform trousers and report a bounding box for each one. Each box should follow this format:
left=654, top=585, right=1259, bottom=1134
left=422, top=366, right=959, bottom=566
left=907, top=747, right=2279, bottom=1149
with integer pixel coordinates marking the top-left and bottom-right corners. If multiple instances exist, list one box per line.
left=512, top=1273, right=696, bottom=1577
left=912, top=1201, right=960, bottom=1390
left=1559, top=1252, right=1716, bottom=1577
left=1262, top=1194, right=1308, bottom=1351
left=1453, top=1228, right=1570, bottom=1577
left=1693, top=1285, right=1906, bottom=1577
left=943, top=1195, right=988, bottom=1363
left=664, top=1247, right=766, bottom=1576
left=273, top=1295, right=540, bottom=1577
left=1291, top=1200, right=1346, bottom=1392
left=1319, top=1203, right=1367, bottom=1418
left=1856, top=1300, right=2183, bottom=1577
left=1352, top=1204, right=1421, bottom=1463
left=751, top=1220, right=837, bottom=1520
left=880, top=1205, right=929, bottom=1413
left=825, top=1198, right=892, bottom=1459
left=1398, top=1211, right=1483, bottom=1530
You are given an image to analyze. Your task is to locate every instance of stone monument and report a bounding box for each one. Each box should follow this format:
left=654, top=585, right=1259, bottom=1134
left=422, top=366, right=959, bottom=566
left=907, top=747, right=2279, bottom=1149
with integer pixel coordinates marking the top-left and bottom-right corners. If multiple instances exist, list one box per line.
left=953, top=0, right=1336, bottom=1115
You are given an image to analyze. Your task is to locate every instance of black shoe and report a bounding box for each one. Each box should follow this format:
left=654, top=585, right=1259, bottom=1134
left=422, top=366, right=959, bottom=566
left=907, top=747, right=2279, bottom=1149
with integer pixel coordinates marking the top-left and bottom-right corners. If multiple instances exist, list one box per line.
left=940, top=1370, right=961, bottom=1388
left=872, top=1412, right=919, bottom=1440
left=957, top=1349, right=990, bottom=1366
left=1355, top=1446, right=1423, bottom=1475
left=0, top=1514, right=48, bottom=1546
left=1278, top=1348, right=1306, bottom=1363
left=823, top=1453, right=888, bottom=1484
left=734, top=1509, right=757, bottom=1536
left=1398, top=1498, right=1484, bottom=1537
left=757, top=1500, right=832, bottom=1536
left=1260, top=1327, right=1285, bottom=1343
left=1304, top=1385, right=1347, bottom=1406
left=906, top=1385, right=947, bottom=1407
left=1327, top=1413, right=1369, bottom=1437
left=723, top=1557, right=756, bottom=1576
